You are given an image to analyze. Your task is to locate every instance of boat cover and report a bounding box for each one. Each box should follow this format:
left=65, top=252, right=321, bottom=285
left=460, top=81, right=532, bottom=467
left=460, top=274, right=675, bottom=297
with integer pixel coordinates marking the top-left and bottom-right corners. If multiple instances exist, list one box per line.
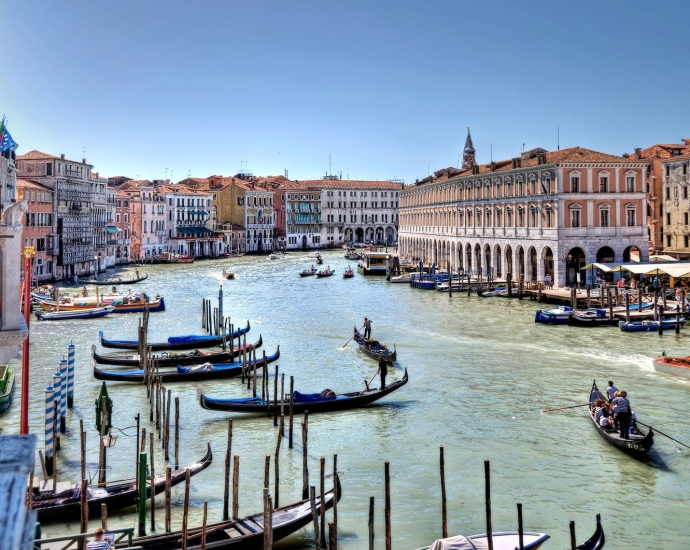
left=177, top=363, right=215, bottom=374
left=168, top=334, right=220, bottom=344
left=293, top=391, right=337, bottom=403
left=429, top=536, right=482, bottom=550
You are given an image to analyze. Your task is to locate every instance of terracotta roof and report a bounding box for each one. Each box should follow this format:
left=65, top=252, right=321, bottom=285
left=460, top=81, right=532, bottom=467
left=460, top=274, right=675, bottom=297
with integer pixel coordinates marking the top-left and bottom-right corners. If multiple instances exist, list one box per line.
left=630, top=143, right=690, bottom=160
left=117, top=179, right=154, bottom=191
left=17, top=150, right=93, bottom=166
left=301, top=180, right=404, bottom=190
left=16, top=179, right=53, bottom=192
left=157, top=183, right=211, bottom=195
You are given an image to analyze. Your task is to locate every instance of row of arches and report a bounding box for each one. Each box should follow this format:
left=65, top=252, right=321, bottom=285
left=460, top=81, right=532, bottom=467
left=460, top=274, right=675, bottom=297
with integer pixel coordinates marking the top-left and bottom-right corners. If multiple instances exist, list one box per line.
left=344, top=226, right=397, bottom=243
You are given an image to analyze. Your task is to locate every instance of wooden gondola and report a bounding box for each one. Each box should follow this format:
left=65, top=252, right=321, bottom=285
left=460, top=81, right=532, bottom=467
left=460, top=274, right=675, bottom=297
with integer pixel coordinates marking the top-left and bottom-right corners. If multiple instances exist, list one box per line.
left=92, top=336, right=261, bottom=367
left=416, top=531, right=549, bottom=550
left=316, top=269, right=335, bottom=277
left=0, top=365, right=15, bottom=413
left=77, top=273, right=149, bottom=285
left=99, top=321, right=251, bottom=350
left=299, top=268, right=316, bottom=277
left=200, top=368, right=408, bottom=414
left=576, top=514, right=605, bottom=550
left=35, top=305, right=115, bottom=321
left=94, top=346, right=279, bottom=383
left=121, top=475, right=340, bottom=550
left=33, top=443, right=212, bottom=523
left=589, top=380, right=654, bottom=457
left=353, top=326, right=397, bottom=362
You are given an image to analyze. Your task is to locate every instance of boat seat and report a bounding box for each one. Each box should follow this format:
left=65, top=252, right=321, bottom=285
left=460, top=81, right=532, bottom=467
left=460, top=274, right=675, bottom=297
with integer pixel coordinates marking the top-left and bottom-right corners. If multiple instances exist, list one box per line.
left=236, top=519, right=261, bottom=534
left=224, top=526, right=245, bottom=539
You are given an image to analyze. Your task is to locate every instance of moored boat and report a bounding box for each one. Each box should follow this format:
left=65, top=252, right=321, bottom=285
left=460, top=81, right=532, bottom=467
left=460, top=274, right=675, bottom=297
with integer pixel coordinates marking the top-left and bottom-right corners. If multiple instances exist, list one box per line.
left=589, top=380, right=653, bottom=457
left=416, top=531, right=549, bottom=550
left=0, top=365, right=15, bottom=413
left=535, top=305, right=573, bottom=324
left=124, top=475, right=340, bottom=550
left=268, top=252, right=284, bottom=260
left=77, top=273, right=148, bottom=285
left=316, top=269, right=335, bottom=277
left=200, top=368, right=408, bottom=414
left=389, top=273, right=411, bottom=284
left=652, top=354, right=690, bottom=380
left=576, top=514, right=605, bottom=550
left=568, top=308, right=617, bottom=327
left=357, top=251, right=389, bottom=275
left=619, top=318, right=685, bottom=332
left=35, top=305, right=115, bottom=321
left=353, top=327, right=396, bottom=362
left=33, top=444, right=212, bottom=522
left=481, top=289, right=509, bottom=297
left=100, top=320, right=251, bottom=350
left=94, top=346, right=279, bottom=383
left=35, top=293, right=165, bottom=313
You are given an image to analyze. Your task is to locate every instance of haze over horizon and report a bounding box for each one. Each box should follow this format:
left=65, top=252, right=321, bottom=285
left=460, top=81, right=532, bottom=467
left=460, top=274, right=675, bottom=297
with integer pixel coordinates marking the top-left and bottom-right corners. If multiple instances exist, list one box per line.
left=3, top=0, right=689, bottom=183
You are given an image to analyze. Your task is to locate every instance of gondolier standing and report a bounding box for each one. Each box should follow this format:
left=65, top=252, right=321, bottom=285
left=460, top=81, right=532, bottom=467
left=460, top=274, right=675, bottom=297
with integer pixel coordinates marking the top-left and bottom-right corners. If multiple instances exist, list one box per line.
left=612, top=390, right=632, bottom=439
left=364, top=317, right=372, bottom=339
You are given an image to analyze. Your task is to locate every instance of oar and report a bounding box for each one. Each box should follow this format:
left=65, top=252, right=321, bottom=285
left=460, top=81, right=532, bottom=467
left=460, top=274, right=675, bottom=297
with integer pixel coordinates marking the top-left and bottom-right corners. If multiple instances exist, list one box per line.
left=540, top=403, right=591, bottom=414
left=636, top=421, right=690, bottom=450
left=341, top=324, right=366, bottom=348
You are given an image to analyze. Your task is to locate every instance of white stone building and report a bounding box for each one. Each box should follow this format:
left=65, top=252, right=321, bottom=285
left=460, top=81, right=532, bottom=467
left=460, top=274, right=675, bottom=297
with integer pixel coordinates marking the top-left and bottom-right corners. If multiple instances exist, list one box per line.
left=660, top=154, right=690, bottom=257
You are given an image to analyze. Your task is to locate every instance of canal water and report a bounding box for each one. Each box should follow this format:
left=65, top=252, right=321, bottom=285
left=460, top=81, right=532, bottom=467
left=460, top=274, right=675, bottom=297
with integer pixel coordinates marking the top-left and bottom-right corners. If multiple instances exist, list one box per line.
left=3, top=251, right=690, bottom=549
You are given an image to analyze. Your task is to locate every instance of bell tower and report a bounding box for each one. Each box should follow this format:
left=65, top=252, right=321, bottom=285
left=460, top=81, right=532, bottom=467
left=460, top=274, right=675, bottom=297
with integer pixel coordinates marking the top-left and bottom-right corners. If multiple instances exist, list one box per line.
left=462, top=127, right=476, bottom=169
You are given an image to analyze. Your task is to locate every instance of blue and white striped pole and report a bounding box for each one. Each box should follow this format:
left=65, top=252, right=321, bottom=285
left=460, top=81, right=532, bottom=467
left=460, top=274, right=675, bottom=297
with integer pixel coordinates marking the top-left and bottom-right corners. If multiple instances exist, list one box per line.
left=45, top=385, right=55, bottom=475
left=59, top=358, right=68, bottom=433
left=53, top=371, right=62, bottom=449
left=67, top=342, right=75, bottom=408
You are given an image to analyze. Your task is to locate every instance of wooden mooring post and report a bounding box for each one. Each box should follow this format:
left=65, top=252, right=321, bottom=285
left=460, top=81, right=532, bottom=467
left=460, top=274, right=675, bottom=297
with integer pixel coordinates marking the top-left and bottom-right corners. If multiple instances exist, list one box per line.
left=223, top=419, right=233, bottom=521
left=320, top=457, right=326, bottom=548
left=517, top=503, right=524, bottom=550
left=569, top=520, right=577, bottom=550
left=625, top=292, right=631, bottom=324
left=302, top=411, right=309, bottom=499
left=165, top=467, right=172, bottom=532
left=232, top=455, right=240, bottom=519
left=289, top=376, right=294, bottom=448
left=263, top=489, right=273, bottom=549
left=182, top=468, right=190, bottom=550
left=149, top=433, right=156, bottom=531
left=310, top=486, right=319, bottom=548
left=485, top=460, right=493, bottom=550
left=384, top=461, right=391, bottom=550
left=368, top=496, right=375, bottom=550
left=440, top=446, right=447, bottom=538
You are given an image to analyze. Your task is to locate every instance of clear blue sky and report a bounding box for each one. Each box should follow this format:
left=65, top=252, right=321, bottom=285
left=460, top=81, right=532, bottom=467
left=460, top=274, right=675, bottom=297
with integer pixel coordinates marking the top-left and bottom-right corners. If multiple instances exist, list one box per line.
left=3, top=0, right=689, bottom=183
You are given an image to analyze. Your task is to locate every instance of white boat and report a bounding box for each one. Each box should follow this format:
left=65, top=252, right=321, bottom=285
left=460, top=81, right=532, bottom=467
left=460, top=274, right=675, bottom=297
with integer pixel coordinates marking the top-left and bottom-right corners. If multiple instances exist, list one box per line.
left=481, top=289, right=509, bottom=297
left=268, top=252, right=284, bottom=260
left=417, top=531, right=549, bottom=550
left=652, top=355, right=690, bottom=380
left=389, top=273, right=412, bottom=284
left=308, top=251, right=322, bottom=258
left=35, top=305, right=115, bottom=321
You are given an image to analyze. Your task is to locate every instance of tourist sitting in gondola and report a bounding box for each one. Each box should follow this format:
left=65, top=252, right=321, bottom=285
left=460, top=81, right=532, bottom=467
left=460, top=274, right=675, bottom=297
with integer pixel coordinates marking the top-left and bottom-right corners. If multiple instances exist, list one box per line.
left=592, top=399, right=606, bottom=424
left=599, top=415, right=614, bottom=431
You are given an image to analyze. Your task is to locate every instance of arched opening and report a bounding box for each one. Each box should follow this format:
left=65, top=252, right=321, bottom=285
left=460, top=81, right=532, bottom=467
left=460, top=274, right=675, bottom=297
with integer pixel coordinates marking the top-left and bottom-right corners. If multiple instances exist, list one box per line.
left=465, top=243, right=473, bottom=275
left=623, top=245, right=640, bottom=263
left=542, top=247, right=554, bottom=284
left=517, top=246, right=525, bottom=279
left=528, top=246, right=538, bottom=282
left=385, top=226, right=395, bottom=243
left=505, top=245, right=513, bottom=277
left=474, top=243, right=482, bottom=276
left=355, top=228, right=364, bottom=243
left=596, top=246, right=615, bottom=283
left=345, top=228, right=354, bottom=242
left=566, top=247, right=586, bottom=287
left=484, top=244, right=492, bottom=278
left=493, top=245, right=502, bottom=278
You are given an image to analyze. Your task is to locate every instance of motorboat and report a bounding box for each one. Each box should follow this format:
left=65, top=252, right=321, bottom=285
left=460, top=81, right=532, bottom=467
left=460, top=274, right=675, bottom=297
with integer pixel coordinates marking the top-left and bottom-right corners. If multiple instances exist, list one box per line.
left=534, top=305, right=573, bottom=324
left=389, top=273, right=411, bottom=284
left=652, top=354, right=690, bottom=379
left=222, top=270, right=235, bottom=280
left=268, top=252, right=284, bottom=260
left=35, top=305, right=115, bottom=321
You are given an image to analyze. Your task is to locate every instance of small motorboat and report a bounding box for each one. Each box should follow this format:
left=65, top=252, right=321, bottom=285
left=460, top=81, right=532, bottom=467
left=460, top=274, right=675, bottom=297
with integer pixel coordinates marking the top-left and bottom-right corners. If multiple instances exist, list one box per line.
left=299, top=268, right=316, bottom=277
left=0, top=365, right=15, bottom=414
left=389, top=273, right=411, bottom=284
left=653, top=353, right=690, bottom=380
left=619, top=318, right=685, bottom=332
left=316, top=269, right=335, bottom=278
left=569, top=308, right=616, bottom=327
left=345, top=251, right=361, bottom=260
left=416, top=531, right=549, bottom=550
left=268, top=252, right=284, bottom=260
left=222, top=270, right=235, bottom=280
left=35, top=305, right=115, bottom=321
left=535, top=305, right=573, bottom=324
left=343, top=268, right=355, bottom=278
left=481, top=288, right=509, bottom=297
left=308, top=251, right=322, bottom=258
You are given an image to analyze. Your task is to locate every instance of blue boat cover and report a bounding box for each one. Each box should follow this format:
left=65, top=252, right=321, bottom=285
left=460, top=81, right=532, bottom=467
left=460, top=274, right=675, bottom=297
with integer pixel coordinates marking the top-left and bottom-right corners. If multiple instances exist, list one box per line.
left=177, top=363, right=215, bottom=374
left=293, top=391, right=337, bottom=404
left=168, top=334, right=219, bottom=345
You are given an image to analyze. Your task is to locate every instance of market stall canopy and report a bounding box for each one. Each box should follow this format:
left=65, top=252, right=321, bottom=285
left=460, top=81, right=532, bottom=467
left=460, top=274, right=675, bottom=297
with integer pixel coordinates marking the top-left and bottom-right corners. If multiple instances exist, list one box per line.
left=582, top=263, right=613, bottom=272
left=642, top=263, right=690, bottom=278
left=649, top=254, right=679, bottom=262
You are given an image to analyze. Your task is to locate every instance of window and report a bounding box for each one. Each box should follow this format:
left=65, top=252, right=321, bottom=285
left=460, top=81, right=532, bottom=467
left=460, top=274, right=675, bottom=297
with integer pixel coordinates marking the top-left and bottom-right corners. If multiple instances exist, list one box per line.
left=684, top=187, right=689, bottom=199
left=599, top=177, right=608, bottom=192
left=517, top=206, right=524, bottom=227
left=506, top=208, right=513, bottom=227
left=686, top=236, right=689, bottom=248
left=544, top=206, right=553, bottom=228
left=666, top=188, right=671, bottom=199
left=667, top=213, right=671, bottom=225
left=626, top=177, right=635, bottom=192
left=46, top=163, right=53, bottom=176
left=37, top=238, right=45, bottom=252
left=600, top=207, right=610, bottom=227
left=626, top=208, right=636, bottom=227
left=685, top=212, right=689, bottom=226
left=530, top=206, right=537, bottom=227
left=667, top=235, right=672, bottom=247
left=571, top=177, right=580, bottom=193
left=571, top=208, right=581, bottom=228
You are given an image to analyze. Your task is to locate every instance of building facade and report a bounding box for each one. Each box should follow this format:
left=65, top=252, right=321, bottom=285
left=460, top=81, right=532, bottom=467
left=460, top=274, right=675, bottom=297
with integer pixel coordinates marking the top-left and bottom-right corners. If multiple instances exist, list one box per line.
left=17, top=179, right=53, bottom=282
left=17, top=150, right=97, bottom=279
left=629, top=139, right=690, bottom=253
left=274, top=182, right=322, bottom=250
left=398, top=137, right=649, bottom=288
left=1, top=148, right=17, bottom=215
left=118, top=180, right=169, bottom=260
left=302, top=178, right=403, bottom=247
left=114, top=189, right=131, bottom=263
left=660, top=155, right=690, bottom=257
left=91, top=172, right=109, bottom=271
left=161, top=184, right=220, bottom=257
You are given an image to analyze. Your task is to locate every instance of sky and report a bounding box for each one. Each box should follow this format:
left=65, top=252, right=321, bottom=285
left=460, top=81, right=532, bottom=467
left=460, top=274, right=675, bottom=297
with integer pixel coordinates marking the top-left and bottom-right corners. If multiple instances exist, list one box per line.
left=3, top=0, right=690, bottom=184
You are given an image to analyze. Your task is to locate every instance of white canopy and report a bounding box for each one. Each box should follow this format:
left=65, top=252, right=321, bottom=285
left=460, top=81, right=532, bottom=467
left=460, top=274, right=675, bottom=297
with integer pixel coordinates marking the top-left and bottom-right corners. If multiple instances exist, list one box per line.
left=582, top=262, right=613, bottom=272
left=642, top=263, right=690, bottom=278
left=429, top=536, right=484, bottom=550
left=648, top=254, right=679, bottom=262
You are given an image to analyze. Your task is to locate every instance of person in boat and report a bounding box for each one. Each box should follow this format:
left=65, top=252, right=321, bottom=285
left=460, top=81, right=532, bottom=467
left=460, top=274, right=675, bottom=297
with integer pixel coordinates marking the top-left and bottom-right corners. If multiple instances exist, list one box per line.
left=363, top=317, right=372, bottom=339
left=606, top=381, right=618, bottom=401
left=320, top=389, right=335, bottom=398
left=592, top=399, right=606, bottom=424
left=611, top=390, right=632, bottom=439
left=599, top=414, right=614, bottom=431
left=86, top=528, right=112, bottom=549
left=223, top=269, right=227, bottom=276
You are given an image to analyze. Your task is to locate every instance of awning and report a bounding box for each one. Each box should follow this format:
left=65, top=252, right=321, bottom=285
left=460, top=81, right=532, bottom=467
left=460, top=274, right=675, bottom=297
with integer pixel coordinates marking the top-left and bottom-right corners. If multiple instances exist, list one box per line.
left=106, top=226, right=121, bottom=233
left=643, top=263, right=690, bottom=278
left=582, top=263, right=613, bottom=272
left=178, top=226, right=214, bottom=235
left=649, top=254, right=679, bottom=262
left=199, top=210, right=208, bottom=215
left=189, top=210, right=197, bottom=215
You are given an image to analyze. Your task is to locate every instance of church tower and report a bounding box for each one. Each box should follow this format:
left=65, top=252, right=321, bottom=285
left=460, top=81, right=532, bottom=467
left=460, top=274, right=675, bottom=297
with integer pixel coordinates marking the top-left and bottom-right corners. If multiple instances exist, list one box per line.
left=462, top=127, right=476, bottom=169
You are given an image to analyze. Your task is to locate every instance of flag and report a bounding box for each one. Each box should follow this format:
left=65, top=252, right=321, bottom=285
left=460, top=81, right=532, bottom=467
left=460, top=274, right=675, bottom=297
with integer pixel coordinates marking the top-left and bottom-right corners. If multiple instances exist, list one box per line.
left=0, top=116, right=18, bottom=152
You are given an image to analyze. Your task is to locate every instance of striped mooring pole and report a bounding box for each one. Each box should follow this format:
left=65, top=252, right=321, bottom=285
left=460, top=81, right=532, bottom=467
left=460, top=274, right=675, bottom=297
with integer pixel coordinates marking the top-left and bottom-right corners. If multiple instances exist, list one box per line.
left=52, top=371, right=62, bottom=446
left=67, top=342, right=76, bottom=408
left=45, top=385, right=55, bottom=474
left=59, top=358, right=68, bottom=433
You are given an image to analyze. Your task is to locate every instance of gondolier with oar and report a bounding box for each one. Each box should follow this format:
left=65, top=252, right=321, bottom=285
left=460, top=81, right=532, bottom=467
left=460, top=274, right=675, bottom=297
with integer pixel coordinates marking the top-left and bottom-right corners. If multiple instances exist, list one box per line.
left=363, top=317, right=372, bottom=339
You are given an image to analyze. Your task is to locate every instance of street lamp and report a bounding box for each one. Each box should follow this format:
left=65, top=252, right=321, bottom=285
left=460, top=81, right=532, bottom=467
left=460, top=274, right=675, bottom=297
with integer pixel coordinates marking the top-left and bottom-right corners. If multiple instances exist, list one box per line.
left=102, top=433, right=118, bottom=448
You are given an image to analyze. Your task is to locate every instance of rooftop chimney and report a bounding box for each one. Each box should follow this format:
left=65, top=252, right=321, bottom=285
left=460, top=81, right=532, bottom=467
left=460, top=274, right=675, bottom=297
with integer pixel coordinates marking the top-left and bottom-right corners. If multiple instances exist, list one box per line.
left=60, top=153, right=65, bottom=160
left=82, top=158, right=86, bottom=164
left=634, top=148, right=642, bottom=159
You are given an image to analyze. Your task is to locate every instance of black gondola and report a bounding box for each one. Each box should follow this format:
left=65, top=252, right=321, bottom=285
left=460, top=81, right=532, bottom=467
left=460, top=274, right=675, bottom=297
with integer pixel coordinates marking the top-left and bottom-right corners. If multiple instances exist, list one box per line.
left=120, top=476, right=340, bottom=550
left=78, top=273, right=149, bottom=285
left=353, top=326, right=397, bottom=362
left=92, top=336, right=261, bottom=367
left=568, top=309, right=618, bottom=327
left=577, top=514, right=605, bottom=550
left=589, top=380, right=653, bottom=457
left=94, top=346, right=279, bottom=383
left=33, top=443, right=211, bottom=522
left=200, top=368, right=408, bottom=414
left=99, top=321, right=251, bottom=350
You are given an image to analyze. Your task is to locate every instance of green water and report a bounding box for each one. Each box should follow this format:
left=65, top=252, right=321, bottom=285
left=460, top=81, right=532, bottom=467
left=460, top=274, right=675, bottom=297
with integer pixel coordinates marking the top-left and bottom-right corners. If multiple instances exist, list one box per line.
left=2, top=251, right=689, bottom=549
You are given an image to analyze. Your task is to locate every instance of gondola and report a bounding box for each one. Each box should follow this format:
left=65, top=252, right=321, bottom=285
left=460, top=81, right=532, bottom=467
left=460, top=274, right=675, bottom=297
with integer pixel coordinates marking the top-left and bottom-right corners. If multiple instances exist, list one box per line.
left=99, top=321, right=251, bottom=350
left=94, top=346, right=279, bottom=383
left=35, top=295, right=165, bottom=313
left=316, top=269, right=335, bottom=277
left=568, top=309, right=617, bottom=327
left=619, top=318, right=685, bottom=332
left=0, top=365, right=15, bottom=413
left=121, top=475, right=340, bottom=550
left=353, top=327, right=397, bottom=362
left=416, top=531, right=549, bottom=550
left=77, top=273, right=149, bottom=285
left=343, top=268, right=355, bottom=278
left=589, top=380, right=653, bottom=457
left=299, top=268, right=316, bottom=277
left=35, top=305, right=115, bottom=321
left=92, top=336, right=261, bottom=367
left=33, top=443, right=212, bottom=522
left=576, top=514, right=605, bottom=550
left=200, top=368, right=408, bottom=414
